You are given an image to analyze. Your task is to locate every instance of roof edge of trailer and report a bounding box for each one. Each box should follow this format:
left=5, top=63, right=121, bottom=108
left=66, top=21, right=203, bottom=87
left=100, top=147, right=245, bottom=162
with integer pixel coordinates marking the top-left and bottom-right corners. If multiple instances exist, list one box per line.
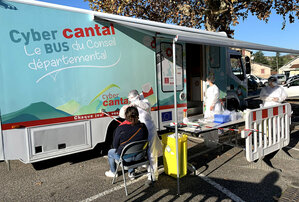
left=94, top=15, right=299, bottom=54
left=92, top=13, right=228, bottom=38
left=8, top=0, right=93, bottom=15
left=8, top=0, right=299, bottom=54
left=8, top=0, right=228, bottom=39
left=94, top=14, right=299, bottom=54
left=177, top=35, right=299, bottom=54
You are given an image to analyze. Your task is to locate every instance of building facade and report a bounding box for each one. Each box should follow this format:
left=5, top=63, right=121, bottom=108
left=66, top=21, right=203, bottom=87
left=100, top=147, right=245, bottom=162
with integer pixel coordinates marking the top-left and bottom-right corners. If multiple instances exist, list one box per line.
left=279, top=57, right=299, bottom=77
left=251, top=62, right=271, bottom=78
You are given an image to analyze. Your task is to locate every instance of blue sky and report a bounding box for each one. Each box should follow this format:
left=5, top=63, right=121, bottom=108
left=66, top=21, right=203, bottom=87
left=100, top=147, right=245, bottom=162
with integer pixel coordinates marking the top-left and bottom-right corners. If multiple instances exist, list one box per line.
left=35, top=0, right=298, bottom=56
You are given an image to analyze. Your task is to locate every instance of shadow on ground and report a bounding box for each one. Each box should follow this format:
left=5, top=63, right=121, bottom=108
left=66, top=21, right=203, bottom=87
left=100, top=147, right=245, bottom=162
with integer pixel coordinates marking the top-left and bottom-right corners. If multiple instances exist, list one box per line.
left=120, top=170, right=281, bottom=202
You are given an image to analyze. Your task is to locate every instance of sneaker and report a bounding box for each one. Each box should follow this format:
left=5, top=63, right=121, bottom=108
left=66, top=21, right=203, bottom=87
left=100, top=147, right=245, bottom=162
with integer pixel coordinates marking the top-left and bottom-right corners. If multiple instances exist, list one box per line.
left=105, top=170, right=117, bottom=178
left=134, top=169, right=142, bottom=175
left=128, top=172, right=136, bottom=180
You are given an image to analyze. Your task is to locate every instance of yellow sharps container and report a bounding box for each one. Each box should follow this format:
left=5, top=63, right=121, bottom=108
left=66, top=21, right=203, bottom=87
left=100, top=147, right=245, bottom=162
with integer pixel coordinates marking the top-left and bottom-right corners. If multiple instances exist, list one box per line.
left=162, top=133, right=188, bottom=178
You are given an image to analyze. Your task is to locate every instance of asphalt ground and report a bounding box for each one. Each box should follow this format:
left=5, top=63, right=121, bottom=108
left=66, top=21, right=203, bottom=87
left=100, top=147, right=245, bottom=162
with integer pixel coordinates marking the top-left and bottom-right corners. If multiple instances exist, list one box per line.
left=1, top=100, right=299, bottom=202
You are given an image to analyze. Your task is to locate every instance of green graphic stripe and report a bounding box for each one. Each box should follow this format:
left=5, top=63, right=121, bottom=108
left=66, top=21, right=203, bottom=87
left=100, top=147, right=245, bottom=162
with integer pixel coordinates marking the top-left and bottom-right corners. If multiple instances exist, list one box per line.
left=89, top=84, right=120, bottom=104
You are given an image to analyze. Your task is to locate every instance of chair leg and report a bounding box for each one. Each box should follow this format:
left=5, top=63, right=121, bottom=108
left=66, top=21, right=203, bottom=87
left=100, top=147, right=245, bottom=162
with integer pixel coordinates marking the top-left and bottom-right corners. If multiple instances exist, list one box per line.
left=149, top=164, right=153, bottom=181
left=112, top=162, right=120, bottom=184
left=121, top=164, right=128, bottom=196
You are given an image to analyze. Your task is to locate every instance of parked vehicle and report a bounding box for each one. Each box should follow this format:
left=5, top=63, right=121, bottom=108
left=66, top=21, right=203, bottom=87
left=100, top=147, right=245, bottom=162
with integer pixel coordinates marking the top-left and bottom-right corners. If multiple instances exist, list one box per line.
left=269, top=74, right=287, bottom=85
left=0, top=0, right=298, bottom=164
left=286, top=74, right=299, bottom=85
left=256, top=76, right=268, bottom=86
left=283, top=78, right=299, bottom=99
left=247, top=74, right=263, bottom=87
left=247, top=76, right=259, bottom=91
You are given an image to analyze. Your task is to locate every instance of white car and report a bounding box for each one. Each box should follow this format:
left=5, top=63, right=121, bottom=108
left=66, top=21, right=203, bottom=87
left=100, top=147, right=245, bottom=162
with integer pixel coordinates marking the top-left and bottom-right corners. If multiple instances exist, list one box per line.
left=247, top=74, right=266, bottom=87
left=270, top=74, right=287, bottom=85
left=256, top=76, right=268, bottom=85
left=286, top=75, right=299, bottom=85
left=283, top=78, right=299, bottom=99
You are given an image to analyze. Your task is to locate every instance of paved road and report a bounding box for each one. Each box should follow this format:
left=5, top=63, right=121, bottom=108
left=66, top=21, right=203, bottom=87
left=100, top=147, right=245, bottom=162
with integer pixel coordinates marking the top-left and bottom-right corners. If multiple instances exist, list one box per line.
left=1, top=101, right=299, bottom=201
left=1, top=132, right=299, bottom=201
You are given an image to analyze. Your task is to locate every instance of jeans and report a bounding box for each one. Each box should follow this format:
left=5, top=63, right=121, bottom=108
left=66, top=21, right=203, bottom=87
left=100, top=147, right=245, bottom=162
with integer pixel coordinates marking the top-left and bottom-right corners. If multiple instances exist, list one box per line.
left=108, top=148, right=144, bottom=174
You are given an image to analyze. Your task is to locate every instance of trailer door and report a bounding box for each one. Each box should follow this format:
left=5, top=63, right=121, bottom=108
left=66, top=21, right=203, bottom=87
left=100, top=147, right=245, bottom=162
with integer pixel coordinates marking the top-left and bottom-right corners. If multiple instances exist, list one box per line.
left=185, top=44, right=205, bottom=116
left=156, top=42, right=186, bottom=130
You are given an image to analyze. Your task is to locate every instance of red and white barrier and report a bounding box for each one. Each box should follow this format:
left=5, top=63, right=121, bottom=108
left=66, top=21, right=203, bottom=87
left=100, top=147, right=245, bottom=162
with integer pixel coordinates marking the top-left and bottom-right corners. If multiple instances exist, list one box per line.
left=242, top=103, right=292, bottom=162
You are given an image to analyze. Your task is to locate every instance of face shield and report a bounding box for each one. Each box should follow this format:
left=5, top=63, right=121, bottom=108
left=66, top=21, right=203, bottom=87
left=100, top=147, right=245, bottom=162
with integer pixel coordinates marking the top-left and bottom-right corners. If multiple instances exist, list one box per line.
left=268, top=77, right=278, bottom=86
left=128, top=90, right=140, bottom=102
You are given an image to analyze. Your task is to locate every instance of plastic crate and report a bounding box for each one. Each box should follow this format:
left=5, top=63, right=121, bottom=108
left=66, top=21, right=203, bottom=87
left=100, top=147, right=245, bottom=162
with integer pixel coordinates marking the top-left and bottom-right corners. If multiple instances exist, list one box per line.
left=214, top=114, right=230, bottom=123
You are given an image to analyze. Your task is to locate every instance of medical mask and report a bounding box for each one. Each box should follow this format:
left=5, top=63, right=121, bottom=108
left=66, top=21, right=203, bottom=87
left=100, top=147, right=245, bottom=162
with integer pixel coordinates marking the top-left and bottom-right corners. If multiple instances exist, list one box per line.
left=128, top=95, right=139, bottom=102
left=272, top=82, right=278, bottom=87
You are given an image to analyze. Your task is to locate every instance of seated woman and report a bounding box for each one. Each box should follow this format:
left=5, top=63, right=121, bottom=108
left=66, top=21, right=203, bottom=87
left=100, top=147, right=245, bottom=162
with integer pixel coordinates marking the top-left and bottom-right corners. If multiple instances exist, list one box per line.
left=105, top=106, right=148, bottom=179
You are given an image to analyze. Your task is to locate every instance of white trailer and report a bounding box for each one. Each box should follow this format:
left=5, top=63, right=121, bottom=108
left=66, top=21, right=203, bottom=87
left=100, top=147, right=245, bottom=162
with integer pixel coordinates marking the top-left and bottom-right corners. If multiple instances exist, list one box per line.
left=0, top=0, right=298, bottom=164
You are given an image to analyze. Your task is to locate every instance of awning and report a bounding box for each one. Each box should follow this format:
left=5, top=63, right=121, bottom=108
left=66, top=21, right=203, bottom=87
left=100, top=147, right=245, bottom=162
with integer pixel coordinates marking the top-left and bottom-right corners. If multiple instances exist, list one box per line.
left=94, top=13, right=299, bottom=54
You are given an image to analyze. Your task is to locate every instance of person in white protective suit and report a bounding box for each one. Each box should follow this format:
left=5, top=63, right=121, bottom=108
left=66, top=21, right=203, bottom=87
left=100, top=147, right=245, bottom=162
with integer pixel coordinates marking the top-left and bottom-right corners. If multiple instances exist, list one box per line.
left=260, top=77, right=287, bottom=107
left=204, top=75, right=223, bottom=119
left=119, top=90, right=162, bottom=185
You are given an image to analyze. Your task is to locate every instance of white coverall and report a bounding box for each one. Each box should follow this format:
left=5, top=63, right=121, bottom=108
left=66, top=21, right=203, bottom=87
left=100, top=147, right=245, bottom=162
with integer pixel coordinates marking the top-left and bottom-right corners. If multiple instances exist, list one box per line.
left=119, top=97, right=162, bottom=181
left=204, top=84, right=222, bottom=119
left=260, top=86, right=287, bottom=107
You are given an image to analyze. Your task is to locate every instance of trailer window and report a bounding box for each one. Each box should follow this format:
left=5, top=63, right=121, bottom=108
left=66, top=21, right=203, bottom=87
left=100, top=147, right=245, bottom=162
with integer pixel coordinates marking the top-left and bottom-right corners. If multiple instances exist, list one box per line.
left=230, top=56, right=245, bottom=81
left=160, top=43, right=184, bottom=92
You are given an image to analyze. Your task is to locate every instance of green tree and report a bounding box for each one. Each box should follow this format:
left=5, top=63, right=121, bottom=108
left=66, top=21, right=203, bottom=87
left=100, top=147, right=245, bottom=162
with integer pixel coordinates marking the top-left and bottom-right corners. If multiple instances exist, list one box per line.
left=268, top=53, right=294, bottom=70
left=253, top=51, right=269, bottom=66
left=276, top=52, right=284, bottom=68
left=84, top=0, right=299, bottom=37
left=268, top=52, right=283, bottom=70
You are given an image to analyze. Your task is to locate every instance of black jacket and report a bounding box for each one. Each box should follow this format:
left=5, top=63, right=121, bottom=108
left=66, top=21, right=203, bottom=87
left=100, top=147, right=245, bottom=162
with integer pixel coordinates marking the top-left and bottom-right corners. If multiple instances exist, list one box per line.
left=113, top=121, right=148, bottom=155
